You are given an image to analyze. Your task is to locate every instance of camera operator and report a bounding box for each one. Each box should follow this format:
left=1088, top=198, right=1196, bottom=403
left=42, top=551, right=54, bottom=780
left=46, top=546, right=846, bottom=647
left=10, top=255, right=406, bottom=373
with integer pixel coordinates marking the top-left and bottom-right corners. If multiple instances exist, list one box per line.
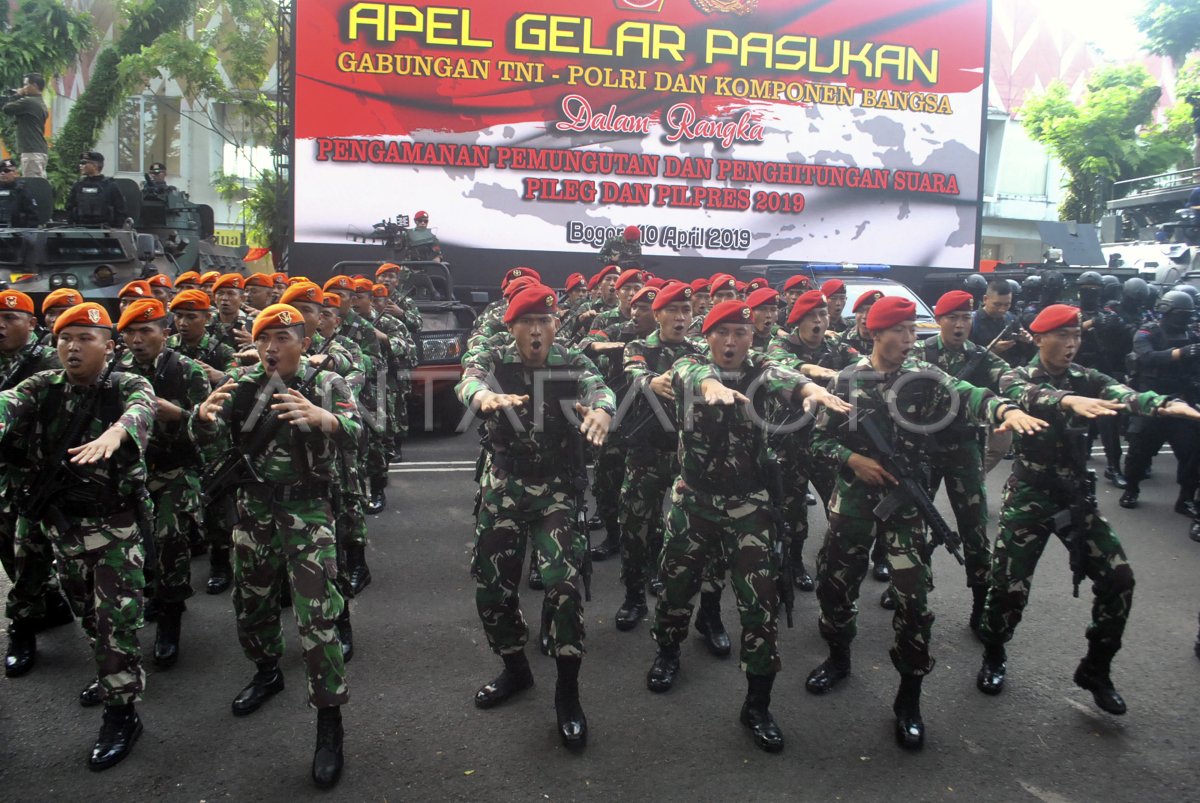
left=1, top=73, right=48, bottom=179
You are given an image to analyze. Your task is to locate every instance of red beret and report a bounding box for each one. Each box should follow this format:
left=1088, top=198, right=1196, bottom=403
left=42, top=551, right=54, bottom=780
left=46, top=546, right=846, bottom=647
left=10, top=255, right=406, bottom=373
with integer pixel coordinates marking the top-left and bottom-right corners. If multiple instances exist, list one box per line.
left=502, top=267, right=541, bottom=290
left=631, top=286, right=659, bottom=307
left=53, top=303, right=113, bottom=335
left=783, top=275, right=812, bottom=292
left=352, top=277, right=374, bottom=293
left=702, top=300, right=753, bottom=335
left=415, top=210, right=428, bottom=220
left=503, top=275, right=536, bottom=300
left=118, top=280, right=153, bottom=299
left=323, top=291, right=344, bottom=309
left=271, top=273, right=289, bottom=284
left=288, top=276, right=310, bottom=285
left=0, top=290, right=35, bottom=314
left=169, top=289, right=211, bottom=311
left=652, top=282, right=694, bottom=311
left=504, top=284, right=559, bottom=324
left=787, top=290, right=828, bottom=325
left=866, top=297, right=917, bottom=331
left=746, top=277, right=770, bottom=293
left=146, top=273, right=173, bottom=289
left=376, top=262, right=401, bottom=277
left=624, top=225, right=640, bottom=241
left=199, top=271, right=221, bottom=285
left=279, top=282, right=324, bottom=307
left=589, top=265, right=620, bottom=290
left=614, top=269, right=645, bottom=291
left=117, top=298, right=166, bottom=331
left=735, top=280, right=748, bottom=292
left=852, top=289, right=885, bottom=313
left=934, top=290, right=975, bottom=317
left=372, top=283, right=390, bottom=298
left=323, top=275, right=353, bottom=293
left=251, top=304, right=305, bottom=339
left=565, top=273, right=585, bottom=291
left=709, top=274, right=737, bottom=295
left=746, top=288, right=780, bottom=310
left=1029, top=303, right=1082, bottom=334
left=645, top=276, right=666, bottom=289
left=42, top=288, right=83, bottom=313
left=212, top=273, right=245, bottom=292
left=175, top=271, right=200, bottom=286
left=690, top=278, right=711, bottom=294
left=244, top=272, right=274, bottom=288
left=821, top=279, right=846, bottom=297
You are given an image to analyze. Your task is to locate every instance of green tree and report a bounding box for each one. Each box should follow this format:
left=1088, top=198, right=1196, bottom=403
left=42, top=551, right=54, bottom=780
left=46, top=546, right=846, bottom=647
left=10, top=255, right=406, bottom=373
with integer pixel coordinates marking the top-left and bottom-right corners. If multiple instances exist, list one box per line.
left=1136, top=0, right=1200, bottom=73
left=1166, top=55, right=1200, bottom=166
left=0, top=0, right=93, bottom=159
left=1022, top=64, right=1189, bottom=222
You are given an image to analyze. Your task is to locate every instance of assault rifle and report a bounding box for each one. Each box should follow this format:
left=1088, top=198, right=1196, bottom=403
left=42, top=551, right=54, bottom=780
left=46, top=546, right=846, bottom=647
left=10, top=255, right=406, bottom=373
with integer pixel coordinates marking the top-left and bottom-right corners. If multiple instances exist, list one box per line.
left=852, top=406, right=966, bottom=566
left=1049, top=426, right=1097, bottom=597
left=764, top=456, right=794, bottom=628
left=200, top=348, right=336, bottom=503
left=565, top=411, right=593, bottom=602
left=0, top=343, right=44, bottom=392
left=954, top=317, right=1021, bottom=381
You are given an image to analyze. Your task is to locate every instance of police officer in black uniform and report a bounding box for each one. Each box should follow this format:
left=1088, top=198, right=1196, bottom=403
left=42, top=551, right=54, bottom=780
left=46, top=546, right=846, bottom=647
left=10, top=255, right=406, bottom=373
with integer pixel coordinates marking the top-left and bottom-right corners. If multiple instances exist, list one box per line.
left=0, top=159, right=39, bottom=228
left=1120, top=290, right=1200, bottom=514
left=66, top=151, right=126, bottom=227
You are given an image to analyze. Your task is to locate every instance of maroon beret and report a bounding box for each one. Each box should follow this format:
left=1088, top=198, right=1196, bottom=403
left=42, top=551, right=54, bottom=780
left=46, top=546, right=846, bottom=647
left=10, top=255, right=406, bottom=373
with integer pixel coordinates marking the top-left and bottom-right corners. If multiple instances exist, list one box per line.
left=783, top=275, right=812, bottom=292
left=504, top=284, right=559, bottom=324
left=709, top=273, right=737, bottom=295
left=852, top=289, right=885, bottom=313
left=1029, top=303, right=1082, bottom=334
left=821, top=279, right=846, bottom=297
left=644, top=276, right=666, bottom=289
left=865, top=296, right=917, bottom=331
left=589, top=265, right=620, bottom=290
left=934, top=290, right=975, bottom=317
left=702, top=300, right=753, bottom=334
left=631, top=286, right=658, bottom=307
left=652, top=281, right=694, bottom=311
left=503, top=276, right=536, bottom=300
left=690, top=278, right=710, bottom=294
left=615, top=269, right=645, bottom=291
left=745, top=277, right=770, bottom=293
left=502, top=267, right=541, bottom=290
left=564, top=272, right=585, bottom=291
left=746, top=287, right=781, bottom=310
left=787, top=290, right=828, bottom=325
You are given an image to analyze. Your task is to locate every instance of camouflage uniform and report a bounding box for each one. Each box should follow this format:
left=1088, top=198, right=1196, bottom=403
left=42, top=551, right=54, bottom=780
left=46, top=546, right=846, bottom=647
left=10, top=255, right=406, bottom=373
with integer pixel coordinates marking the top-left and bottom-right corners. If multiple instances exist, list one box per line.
left=191, top=363, right=360, bottom=708
left=559, top=298, right=615, bottom=346
left=652, top=352, right=805, bottom=675
left=169, top=331, right=237, bottom=375
left=337, top=307, right=387, bottom=497
left=581, top=311, right=633, bottom=538
left=455, top=343, right=615, bottom=658
left=981, top=358, right=1161, bottom=652
left=207, top=311, right=251, bottom=353
left=597, top=236, right=642, bottom=267
left=0, top=369, right=155, bottom=704
left=811, top=358, right=1008, bottom=676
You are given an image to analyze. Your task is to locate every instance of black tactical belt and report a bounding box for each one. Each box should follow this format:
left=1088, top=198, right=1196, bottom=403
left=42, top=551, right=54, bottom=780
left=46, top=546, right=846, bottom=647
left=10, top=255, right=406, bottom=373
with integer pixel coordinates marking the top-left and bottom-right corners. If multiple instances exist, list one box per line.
left=55, top=497, right=136, bottom=519
left=491, top=453, right=563, bottom=482
left=245, top=481, right=331, bottom=502
left=1011, top=461, right=1073, bottom=493
left=681, top=469, right=764, bottom=497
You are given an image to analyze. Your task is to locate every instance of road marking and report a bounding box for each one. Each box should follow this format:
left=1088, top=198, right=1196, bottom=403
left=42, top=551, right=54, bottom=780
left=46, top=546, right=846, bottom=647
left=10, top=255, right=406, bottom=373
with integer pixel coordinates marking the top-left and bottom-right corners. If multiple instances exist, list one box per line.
left=1018, top=781, right=1077, bottom=803
left=394, top=461, right=476, bottom=466
left=390, top=467, right=475, bottom=474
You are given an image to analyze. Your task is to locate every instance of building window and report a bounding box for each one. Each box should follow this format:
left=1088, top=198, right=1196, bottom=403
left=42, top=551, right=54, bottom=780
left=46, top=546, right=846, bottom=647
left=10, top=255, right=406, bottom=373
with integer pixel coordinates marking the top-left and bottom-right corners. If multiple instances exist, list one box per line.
left=117, top=96, right=181, bottom=176
left=214, top=102, right=272, bottom=180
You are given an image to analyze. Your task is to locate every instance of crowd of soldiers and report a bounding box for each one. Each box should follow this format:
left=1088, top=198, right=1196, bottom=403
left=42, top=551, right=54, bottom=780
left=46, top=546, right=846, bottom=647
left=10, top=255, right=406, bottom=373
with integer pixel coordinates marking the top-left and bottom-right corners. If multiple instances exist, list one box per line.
left=0, top=265, right=422, bottom=787
left=456, top=259, right=1200, bottom=755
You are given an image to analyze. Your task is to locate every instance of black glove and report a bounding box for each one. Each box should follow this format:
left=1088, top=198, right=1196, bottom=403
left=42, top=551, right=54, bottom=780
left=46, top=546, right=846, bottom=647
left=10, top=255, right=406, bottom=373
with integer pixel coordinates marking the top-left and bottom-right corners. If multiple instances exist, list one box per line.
left=1182, top=343, right=1200, bottom=360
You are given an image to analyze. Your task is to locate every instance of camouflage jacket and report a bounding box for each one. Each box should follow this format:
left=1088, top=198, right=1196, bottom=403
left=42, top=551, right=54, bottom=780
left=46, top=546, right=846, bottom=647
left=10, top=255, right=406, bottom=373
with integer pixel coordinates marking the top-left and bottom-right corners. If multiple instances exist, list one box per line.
left=916, top=334, right=1010, bottom=445
left=191, top=363, right=361, bottom=485
left=765, top=330, right=858, bottom=373
left=455, top=343, right=615, bottom=471
left=837, top=326, right=873, bottom=355
left=670, top=352, right=809, bottom=495
left=623, top=331, right=705, bottom=452
left=309, top=331, right=363, bottom=394
left=0, top=369, right=156, bottom=501
left=1000, top=356, right=1166, bottom=479
left=597, top=237, right=641, bottom=267
left=588, top=306, right=631, bottom=339
left=208, top=312, right=251, bottom=352
left=168, top=332, right=236, bottom=375
left=0, top=331, right=61, bottom=392
left=559, top=297, right=615, bottom=345
left=337, top=308, right=382, bottom=373
left=468, top=304, right=510, bottom=351
left=116, top=348, right=210, bottom=470
left=368, top=310, right=417, bottom=369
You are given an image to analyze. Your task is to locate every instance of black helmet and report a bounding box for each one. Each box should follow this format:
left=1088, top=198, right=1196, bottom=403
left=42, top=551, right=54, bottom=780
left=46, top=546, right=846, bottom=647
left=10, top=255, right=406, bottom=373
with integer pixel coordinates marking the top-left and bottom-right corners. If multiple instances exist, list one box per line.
left=963, top=273, right=988, bottom=296
left=1145, top=284, right=1161, bottom=310
left=1006, top=279, right=1022, bottom=299
left=1076, top=271, right=1103, bottom=287
left=1100, top=275, right=1120, bottom=287
left=1121, top=277, right=1148, bottom=307
left=1023, top=275, right=1043, bottom=294
left=1171, top=284, right=1199, bottom=301
left=1041, top=270, right=1065, bottom=290
left=1156, top=289, right=1196, bottom=314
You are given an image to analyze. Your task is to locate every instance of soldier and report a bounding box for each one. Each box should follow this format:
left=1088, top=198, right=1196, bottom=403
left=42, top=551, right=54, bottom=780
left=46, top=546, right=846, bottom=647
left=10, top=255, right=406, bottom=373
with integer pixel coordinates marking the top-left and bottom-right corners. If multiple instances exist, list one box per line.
left=39, top=289, right=83, bottom=346
left=688, top=274, right=739, bottom=336
left=689, top=278, right=712, bottom=318
left=141, top=161, right=173, bottom=195
left=243, top=272, right=276, bottom=314
left=776, top=275, right=813, bottom=332
left=970, top=279, right=1031, bottom=471
left=765, top=290, right=860, bottom=592
left=1119, top=290, right=1200, bottom=513
left=174, top=271, right=201, bottom=293
left=372, top=282, right=417, bottom=459
left=562, top=273, right=587, bottom=310
left=455, top=283, right=614, bottom=750
left=822, top=279, right=849, bottom=332
left=561, top=266, right=619, bottom=344
left=66, top=152, right=126, bottom=227
left=598, top=224, right=642, bottom=267
left=374, top=263, right=424, bottom=334
left=471, top=275, right=538, bottom=351
left=1077, top=271, right=1127, bottom=488
left=117, top=280, right=153, bottom=312
left=975, top=304, right=1200, bottom=715
left=805, top=297, right=1043, bottom=750
left=0, top=159, right=40, bottom=228
left=837, top=289, right=883, bottom=355
left=1, top=289, right=73, bottom=679
left=193, top=303, right=360, bottom=788
left=644, top=299, right=850, bottom=754
left=407, top=210, right=444, bottom=263
left=746, top=287, right=781, bottom=351
left=0, top=302, right=156, bottom=770
left=210, top=274, right=253, bottom=353
left=146, top=273, right=174, bottom=304
left=197, top=271, right=221, bottom=301
left=114, top=298, right=209, bottom=668
left=588, top=268, right=643, bottom=336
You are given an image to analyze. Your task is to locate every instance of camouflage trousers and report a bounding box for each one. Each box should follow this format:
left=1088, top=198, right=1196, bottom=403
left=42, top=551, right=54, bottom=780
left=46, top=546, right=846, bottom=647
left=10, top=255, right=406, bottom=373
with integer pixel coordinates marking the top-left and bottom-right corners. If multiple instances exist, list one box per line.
left=980, top=478, right=1135, bottom=651
left=45, top=512, right=146, bottom=705
left=205, top=491, right=236, bottom=562
left=147, top=468, right=201, bottom=604
left=332, top=484, right=366, bottom=599
left=232, top=489, right=348, bottom=709
left=618, top=449, right=674, bottom=591
left=2, top=503, right=60, bottom=624
left=929, top=438, right=991, bottom=589
left=362, top=383, right=390, bottom=483
left=472, top=468, right=586, bottom=659
left=777, top=448, right=837, bottom=571
left=817, top=504, right=936, bottom=676
left=592, top=442, right=625, bottom=524
left=652, top=482, right=781, bottom=676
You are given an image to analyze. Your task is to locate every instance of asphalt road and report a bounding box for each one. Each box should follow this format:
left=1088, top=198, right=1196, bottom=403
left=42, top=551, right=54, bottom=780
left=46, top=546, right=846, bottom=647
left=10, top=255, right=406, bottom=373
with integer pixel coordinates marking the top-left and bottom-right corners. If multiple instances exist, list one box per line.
left=2, top=429, right=1200, bottom=802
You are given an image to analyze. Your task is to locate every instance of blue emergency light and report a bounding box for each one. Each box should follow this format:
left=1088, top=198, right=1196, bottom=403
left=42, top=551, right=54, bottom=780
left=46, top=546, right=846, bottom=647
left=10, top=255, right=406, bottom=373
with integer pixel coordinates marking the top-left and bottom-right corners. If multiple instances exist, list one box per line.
left=807, top=263, right=891, bottom=274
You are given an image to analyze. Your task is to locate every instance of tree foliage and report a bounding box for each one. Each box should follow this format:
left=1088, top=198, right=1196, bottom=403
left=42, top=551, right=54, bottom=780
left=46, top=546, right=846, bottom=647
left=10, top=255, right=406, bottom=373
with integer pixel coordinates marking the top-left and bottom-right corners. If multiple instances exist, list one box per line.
left=1022, top=64, right=1189, bottom=222
left=1136, top=0, right=1200, bottom=71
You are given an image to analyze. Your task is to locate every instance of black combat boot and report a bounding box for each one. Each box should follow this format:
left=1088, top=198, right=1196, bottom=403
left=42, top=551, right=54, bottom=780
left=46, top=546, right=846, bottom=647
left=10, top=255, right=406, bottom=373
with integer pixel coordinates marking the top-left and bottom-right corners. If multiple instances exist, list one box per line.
left=646, top=643, right=680, bottom=693
left=587, top=514, right=603, bottom=531
left=968, top=586, right=988, bottom=638
left=207, top=548, right=232, bottom=594
left=740, top=672, right=784, bottom=753
left=89, top=703, right=143, bottom=771
left=538, top=599, right=553, bottom=657
left=589, top=518, right=620, bottom=561
left=366, top=476, right=386, bottom=515
left=4, top=623, right=36, bottom=678
left=872, top=562, right=891, bottom=582
left=312, top=706, right=345, bottom=788
left=143, top=597, right=158, bottom=623
left=336, top=602, right=353, bottom=663
left=1104, top=462, right=1127, bottom=489
left=32, top=588, right=75, bottom=632
left=527, top=548, right=544, bottom=591
left=346, top=543, right=372, bottom=595
left=554, top=656, right=587, bottom=750
left=893, top=674, right=925, bottom=750
left=152, top=602, right=183, bottom=669
left=1118, top=488, right=1139, bottom=509
left=1191, top=518, right=1200, bottom=543
left=232, top=660, right=285, bottom=716
left=1073, top=642, right=1127, bottom=715
left=1174, top=491, right=1199, bottom=518
left=475, top=650, right=534, bottom=709
left=879, top=586, right=897, bottom=610
left=805, top=641, right=851, bottom=694
left=615, top=585, right=647, bottom=632
left=79, top=678, right=104, bottom=707
left=694, top=591, right=731, bottom=657
left=976, top=643, right=1007, bottom=695
left=793, top=558, right=814, bottom=592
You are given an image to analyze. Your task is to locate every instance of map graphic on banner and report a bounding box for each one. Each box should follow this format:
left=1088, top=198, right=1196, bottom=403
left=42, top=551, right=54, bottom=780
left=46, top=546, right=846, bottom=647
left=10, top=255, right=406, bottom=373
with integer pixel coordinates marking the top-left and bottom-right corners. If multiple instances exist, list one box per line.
left=294, top=0, right=989, bottom=270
